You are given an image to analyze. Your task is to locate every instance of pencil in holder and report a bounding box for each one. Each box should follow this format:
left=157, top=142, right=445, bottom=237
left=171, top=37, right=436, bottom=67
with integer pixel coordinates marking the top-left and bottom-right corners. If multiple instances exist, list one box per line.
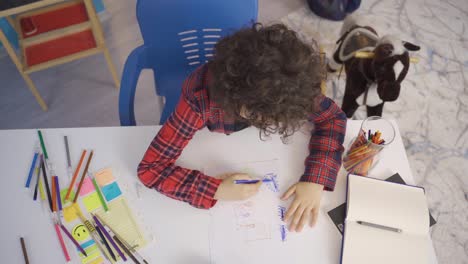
left=343, top=116, right=395, bottom=176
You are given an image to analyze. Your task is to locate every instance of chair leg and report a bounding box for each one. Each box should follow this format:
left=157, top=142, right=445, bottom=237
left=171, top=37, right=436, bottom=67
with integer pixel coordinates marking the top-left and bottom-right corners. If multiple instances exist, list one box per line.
left=103, top=47, right=120, bottom=89
left=23, top=73, right=48, bottom=111
left=0, top=28, right=48, bottom=111
left=83, top=0, right=120, bottom=90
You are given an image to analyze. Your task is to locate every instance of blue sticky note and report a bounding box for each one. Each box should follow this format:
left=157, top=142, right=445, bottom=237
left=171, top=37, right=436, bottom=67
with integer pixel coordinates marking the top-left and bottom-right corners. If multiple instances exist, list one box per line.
left=101, top=182, right=122, bottom=202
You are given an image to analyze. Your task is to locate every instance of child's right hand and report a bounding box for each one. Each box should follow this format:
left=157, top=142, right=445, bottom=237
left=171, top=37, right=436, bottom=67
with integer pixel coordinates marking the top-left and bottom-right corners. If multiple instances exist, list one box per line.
left=214, top=173, right=262, bottom=201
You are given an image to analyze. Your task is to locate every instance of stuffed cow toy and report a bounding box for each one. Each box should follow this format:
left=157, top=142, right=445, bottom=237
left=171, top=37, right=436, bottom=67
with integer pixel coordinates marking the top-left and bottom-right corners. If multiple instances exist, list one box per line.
left=328, top=16, right=420, bottom=118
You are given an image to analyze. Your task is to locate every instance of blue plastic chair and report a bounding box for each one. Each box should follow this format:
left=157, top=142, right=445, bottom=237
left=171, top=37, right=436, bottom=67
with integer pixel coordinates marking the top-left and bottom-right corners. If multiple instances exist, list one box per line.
left=119, top=0, right=258, bottom=126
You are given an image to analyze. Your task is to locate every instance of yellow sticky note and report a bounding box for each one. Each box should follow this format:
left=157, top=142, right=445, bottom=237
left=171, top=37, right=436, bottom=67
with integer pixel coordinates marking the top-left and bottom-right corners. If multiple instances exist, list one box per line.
left=80, top=244, right=100, bottom=264
left=83, top=192, right=101, bottom=212
left=95, top=168, right=115, bottom=186
left=79, top=243, right=97, bottom=258
left=88, top=256, right=104, bottom=264
left=63, top=205, right=78, bottom=223
left=60, top=188, right=75, bottom=204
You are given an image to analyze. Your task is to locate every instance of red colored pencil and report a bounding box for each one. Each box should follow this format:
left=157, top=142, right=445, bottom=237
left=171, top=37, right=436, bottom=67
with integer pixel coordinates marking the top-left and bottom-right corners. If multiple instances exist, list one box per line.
left=51, top=176, right=57, bottom=212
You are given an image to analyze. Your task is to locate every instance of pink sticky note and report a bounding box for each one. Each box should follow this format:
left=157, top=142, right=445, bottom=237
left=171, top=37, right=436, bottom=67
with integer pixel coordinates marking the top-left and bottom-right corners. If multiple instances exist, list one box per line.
left=77, top=177, right=95, bottom=196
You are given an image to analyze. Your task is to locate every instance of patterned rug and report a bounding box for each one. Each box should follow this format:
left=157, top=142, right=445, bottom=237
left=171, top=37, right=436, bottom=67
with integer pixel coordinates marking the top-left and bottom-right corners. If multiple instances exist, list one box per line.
left=280, top=1, right=468, bottom=263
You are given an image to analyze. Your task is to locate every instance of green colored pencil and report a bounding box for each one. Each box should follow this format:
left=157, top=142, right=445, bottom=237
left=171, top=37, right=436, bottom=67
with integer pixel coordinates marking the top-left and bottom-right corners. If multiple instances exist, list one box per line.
left=91, top=176, right=108, bottom=211
left=37, top=130, right=48, bottom=160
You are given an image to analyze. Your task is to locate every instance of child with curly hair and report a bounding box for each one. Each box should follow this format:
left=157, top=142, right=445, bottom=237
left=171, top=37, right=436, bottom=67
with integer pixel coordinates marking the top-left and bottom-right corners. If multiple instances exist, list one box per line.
left=138, top=24, right=347, bottom=232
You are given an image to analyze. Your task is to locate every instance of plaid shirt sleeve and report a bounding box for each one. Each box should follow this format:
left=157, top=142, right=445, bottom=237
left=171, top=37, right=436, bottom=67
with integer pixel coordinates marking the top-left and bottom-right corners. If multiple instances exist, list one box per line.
left=137, top=77, right=222, bottom=210
left=300, top=95, right=347, bottom=191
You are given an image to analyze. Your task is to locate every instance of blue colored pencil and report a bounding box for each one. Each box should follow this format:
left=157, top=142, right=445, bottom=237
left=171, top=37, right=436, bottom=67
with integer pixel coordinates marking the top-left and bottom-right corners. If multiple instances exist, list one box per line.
left=94, top=223, right=116, bottom=262
left=234, top=179, right=273, bottom=184
left=26, top=153, right=38, bottom=188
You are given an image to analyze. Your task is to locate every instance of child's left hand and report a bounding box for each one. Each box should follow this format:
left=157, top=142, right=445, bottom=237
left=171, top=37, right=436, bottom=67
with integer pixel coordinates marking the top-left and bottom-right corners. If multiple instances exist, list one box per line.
left=281, top=182, right=324, bottom=232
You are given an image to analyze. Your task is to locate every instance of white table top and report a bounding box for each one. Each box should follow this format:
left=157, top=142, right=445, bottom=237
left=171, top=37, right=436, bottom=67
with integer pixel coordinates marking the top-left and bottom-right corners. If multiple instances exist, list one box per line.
left=0, top=120, right=437, bottom=263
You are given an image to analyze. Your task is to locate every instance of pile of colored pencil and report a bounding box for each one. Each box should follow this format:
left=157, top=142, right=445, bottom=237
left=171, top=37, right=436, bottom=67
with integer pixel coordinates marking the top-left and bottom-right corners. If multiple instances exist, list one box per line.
left=343, top=129, right=386, bottom=175
left=24, top=131, right=148, bottom=264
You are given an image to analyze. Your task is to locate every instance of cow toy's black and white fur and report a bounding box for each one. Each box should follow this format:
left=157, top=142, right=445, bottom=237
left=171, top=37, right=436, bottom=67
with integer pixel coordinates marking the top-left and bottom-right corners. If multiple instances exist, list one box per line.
left=328, top=16, right=420, bottom=118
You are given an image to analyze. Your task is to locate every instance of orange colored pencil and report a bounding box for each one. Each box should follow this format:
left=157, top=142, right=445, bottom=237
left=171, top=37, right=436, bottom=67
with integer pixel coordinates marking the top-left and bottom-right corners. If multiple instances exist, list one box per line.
left=348, top=144, right=369, bottom=156
left=65, top=150, right=87, bottom=201
left=375, top=132, right=380, bottom=143
left=73, top=151, right=94, bottom=203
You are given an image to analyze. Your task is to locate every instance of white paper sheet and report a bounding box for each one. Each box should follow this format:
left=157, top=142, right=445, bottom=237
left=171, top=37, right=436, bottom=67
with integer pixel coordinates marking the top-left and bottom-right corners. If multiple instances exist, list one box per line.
left=206, top=160, right=288, bottom=264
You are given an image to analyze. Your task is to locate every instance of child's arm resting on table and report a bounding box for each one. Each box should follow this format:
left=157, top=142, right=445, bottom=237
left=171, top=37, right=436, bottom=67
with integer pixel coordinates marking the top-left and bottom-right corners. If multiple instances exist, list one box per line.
left=137, top=96, right=222, bottom=209
left=282, top=96, right=347, bottom=231
left=302, top=95, right=347, bottom=190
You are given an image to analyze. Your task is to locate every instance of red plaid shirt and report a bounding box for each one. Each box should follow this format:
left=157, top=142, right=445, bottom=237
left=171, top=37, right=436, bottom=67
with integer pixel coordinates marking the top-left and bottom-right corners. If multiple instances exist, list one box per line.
left=138, top=65, right=347, bottom=209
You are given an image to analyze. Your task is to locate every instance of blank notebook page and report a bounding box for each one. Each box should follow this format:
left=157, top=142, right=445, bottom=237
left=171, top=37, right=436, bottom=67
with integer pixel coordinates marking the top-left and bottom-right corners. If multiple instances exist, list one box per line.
left=342, top=221, right=430, bottom=264
left=342, top=175, right=430, bottom=264
left=346, top=175, right=429, bottom=234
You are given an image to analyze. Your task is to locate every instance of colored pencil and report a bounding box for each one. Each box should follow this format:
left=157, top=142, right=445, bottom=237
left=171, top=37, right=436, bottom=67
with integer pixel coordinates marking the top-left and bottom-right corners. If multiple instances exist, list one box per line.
left=25, top=153, right=38, bottom=188
left=91, top=175, right=108, bottom=211
left=74, top=206, right=113, bottom=263
left=92, top=214, right=126, bottom=261
left=33, top=164, right=41, bottom=201
left=55, top=176, right=62, bottom=211
left=41, top=157, right=53, bottom=211
left=64, top=136, right=73, bottom=179
left=234, top=179, right=273, bottom=184
left=65, top=150, right=87, bottom=201
left=95, top=214, right=149, bottom=264
left=20, top=237, right=30, bottom=264
left=37, top=130, right=48, bottom=160
left=51, top=176, right=57, bottom=212
left=53, top=222, right=71, bottom=262
left=60, top=224, right=87, bottom=257
left=73, top=151, right=94, bottom=203
left=38, top=174, right=46, bottom=201
left=114, top=234, right=141, bottom=264
left=64, top=136, right=71, bottom=168
left=94, top=223, right=117, bottom=262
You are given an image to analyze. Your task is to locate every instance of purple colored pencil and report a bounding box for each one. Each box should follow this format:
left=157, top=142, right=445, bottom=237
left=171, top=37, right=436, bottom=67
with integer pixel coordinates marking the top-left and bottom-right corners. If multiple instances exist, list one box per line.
left=54, top=177, right=62, bottom=211
left=92, top=215, right=127, bottom=261
left=59, top=224, right=87, bottom=257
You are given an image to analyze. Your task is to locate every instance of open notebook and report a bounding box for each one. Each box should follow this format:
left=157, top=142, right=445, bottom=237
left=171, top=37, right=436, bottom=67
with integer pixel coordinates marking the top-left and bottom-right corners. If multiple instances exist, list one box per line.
left=342, top=174, right=430, bottom=264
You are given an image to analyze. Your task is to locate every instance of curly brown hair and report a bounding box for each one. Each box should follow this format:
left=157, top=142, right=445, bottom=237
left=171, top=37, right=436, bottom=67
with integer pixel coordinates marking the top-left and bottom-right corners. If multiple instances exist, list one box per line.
left=209, top=23, right=324, bottom=139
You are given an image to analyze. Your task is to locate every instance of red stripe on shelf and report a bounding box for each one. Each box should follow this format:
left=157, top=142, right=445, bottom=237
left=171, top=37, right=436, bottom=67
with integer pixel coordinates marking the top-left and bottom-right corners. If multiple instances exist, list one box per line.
left=25, top=30, right=97, bottom=67
left=20, top=3, right=89, bottom=38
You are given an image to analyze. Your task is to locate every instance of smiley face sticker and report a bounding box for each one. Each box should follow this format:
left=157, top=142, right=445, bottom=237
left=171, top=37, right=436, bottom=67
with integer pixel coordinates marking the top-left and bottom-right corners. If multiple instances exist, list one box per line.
left=72, top=224, right=90, bottom=242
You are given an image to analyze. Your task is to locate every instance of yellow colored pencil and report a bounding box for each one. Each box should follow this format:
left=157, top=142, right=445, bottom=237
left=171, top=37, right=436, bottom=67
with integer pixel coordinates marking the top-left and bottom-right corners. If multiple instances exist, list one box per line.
left=38, top=172, right=46, bottom=201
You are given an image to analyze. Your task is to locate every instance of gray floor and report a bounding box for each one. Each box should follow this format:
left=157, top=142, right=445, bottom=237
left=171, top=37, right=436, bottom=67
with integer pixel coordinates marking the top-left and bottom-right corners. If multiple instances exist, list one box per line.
left=0, top=0, right=303, bottom=129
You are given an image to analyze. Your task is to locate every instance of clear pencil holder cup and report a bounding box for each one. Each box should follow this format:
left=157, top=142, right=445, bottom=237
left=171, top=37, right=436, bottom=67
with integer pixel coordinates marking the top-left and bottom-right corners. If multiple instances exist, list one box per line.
left=343, top=116, right=396, bottom=176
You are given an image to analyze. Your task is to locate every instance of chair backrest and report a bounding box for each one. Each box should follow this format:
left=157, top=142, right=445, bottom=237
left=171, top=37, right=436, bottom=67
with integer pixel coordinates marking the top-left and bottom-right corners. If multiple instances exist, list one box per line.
left=136, top=0, right=258, bottom=99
